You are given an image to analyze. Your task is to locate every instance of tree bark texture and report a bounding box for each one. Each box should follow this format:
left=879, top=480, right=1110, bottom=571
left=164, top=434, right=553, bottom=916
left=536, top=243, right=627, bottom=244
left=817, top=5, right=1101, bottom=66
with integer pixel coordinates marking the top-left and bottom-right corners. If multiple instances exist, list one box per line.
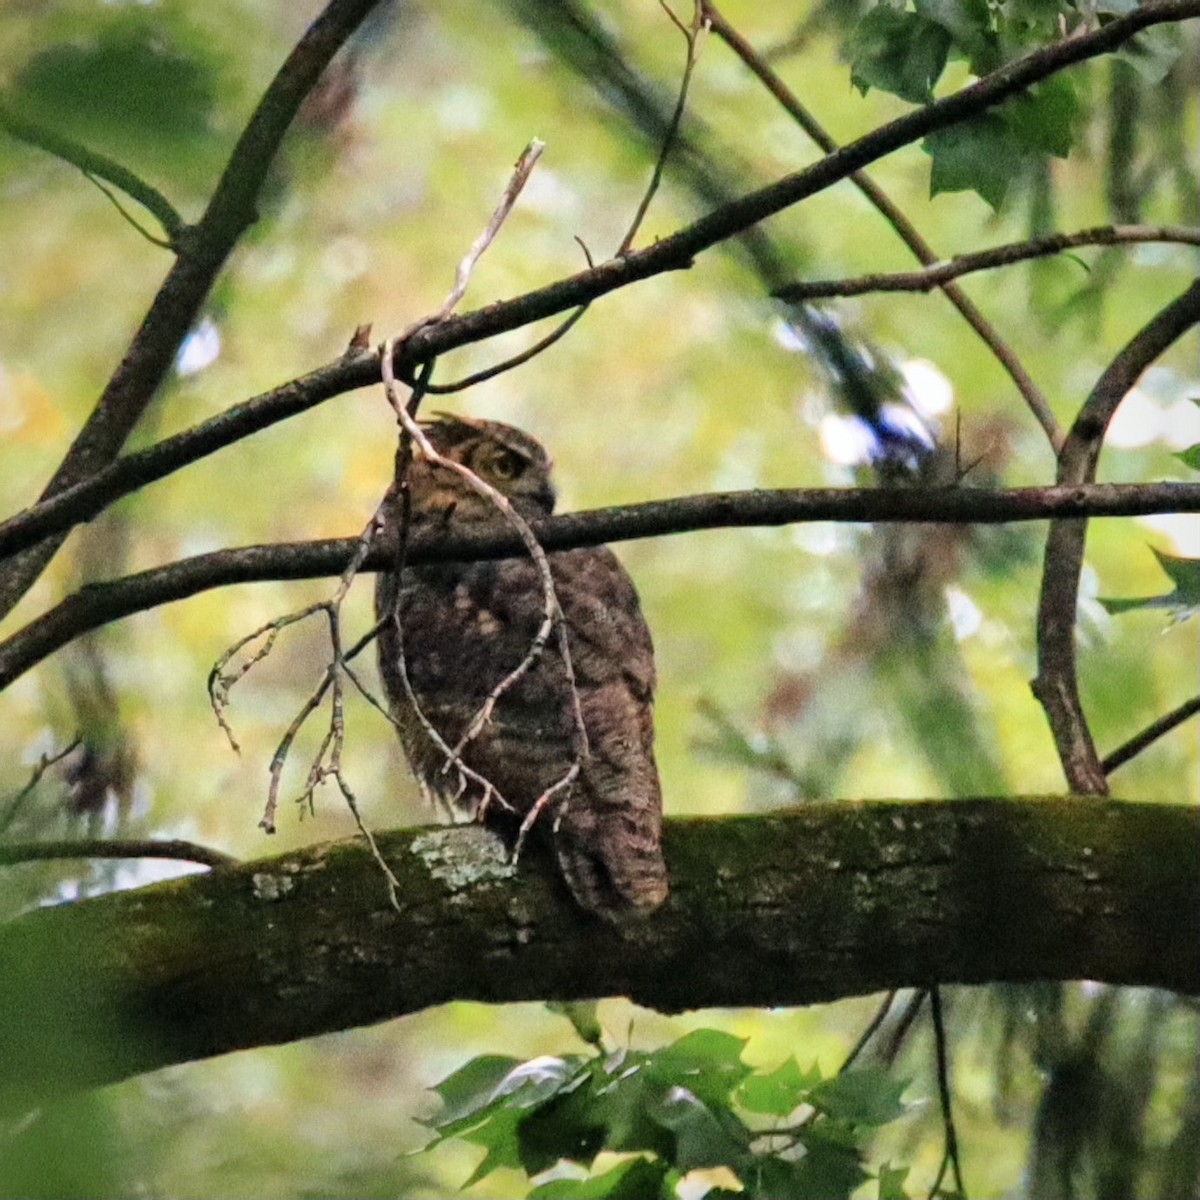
left=1, top=797, right=1196, bottom=1113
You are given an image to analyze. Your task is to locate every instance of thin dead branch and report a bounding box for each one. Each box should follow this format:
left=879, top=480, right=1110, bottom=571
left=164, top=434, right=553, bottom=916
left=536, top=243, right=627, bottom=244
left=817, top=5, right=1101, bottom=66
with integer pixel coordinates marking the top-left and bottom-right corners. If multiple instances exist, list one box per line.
left=0, top=737, right=82, bottom=835
left=618, top=1, right=709, bottom=255
left=398, top=138, right=547, bottom=344
left=208, top=605, right=328, bottom=754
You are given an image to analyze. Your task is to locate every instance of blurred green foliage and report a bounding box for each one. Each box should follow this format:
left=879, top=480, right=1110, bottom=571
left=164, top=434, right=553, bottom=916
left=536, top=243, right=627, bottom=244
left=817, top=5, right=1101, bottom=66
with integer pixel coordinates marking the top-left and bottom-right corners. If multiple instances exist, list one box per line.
left=0, top=0, right=1197, bottom=1196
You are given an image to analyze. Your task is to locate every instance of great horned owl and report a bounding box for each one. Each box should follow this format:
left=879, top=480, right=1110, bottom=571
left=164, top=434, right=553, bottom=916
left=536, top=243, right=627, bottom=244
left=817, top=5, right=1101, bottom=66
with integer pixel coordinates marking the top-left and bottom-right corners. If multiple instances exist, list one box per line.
left=374, top=416, right=668, bottom=917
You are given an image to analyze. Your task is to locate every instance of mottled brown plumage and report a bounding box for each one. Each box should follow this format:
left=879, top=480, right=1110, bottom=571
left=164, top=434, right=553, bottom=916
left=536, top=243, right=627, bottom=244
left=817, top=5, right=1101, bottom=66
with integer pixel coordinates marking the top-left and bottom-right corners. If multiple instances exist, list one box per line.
left=375, top=416, right=668, bottom=917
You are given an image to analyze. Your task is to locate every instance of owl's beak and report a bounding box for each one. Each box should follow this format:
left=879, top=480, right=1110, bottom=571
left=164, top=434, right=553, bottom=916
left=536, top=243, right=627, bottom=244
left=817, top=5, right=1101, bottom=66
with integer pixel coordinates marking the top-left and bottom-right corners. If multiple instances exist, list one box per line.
left=535, top=480, right=557, bottom=514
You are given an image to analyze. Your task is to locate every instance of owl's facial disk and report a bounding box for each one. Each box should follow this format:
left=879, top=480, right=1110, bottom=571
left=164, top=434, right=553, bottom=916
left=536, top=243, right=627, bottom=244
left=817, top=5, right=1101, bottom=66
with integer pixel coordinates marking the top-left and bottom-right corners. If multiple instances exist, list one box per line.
left=417, top=417, right=557, bottom=518
left=467, top=440, right=556, bottom=514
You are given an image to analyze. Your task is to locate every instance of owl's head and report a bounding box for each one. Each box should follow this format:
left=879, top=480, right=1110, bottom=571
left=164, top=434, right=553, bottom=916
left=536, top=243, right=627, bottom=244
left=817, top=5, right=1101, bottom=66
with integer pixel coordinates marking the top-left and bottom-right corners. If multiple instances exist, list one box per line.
left=414, top=414, right=557, bottom=519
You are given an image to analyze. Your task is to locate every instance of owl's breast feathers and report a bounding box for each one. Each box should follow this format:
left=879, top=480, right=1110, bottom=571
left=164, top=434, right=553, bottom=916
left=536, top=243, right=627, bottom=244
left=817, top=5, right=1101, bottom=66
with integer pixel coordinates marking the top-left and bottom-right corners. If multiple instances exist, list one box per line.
left=376, top=545, right=668, bottom=917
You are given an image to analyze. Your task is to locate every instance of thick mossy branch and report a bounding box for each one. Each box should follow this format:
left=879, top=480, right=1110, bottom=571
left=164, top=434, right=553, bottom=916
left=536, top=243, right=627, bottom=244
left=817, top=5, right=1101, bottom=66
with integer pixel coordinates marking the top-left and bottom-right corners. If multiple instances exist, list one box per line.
left=1, top=798, right=1196, bottom=1112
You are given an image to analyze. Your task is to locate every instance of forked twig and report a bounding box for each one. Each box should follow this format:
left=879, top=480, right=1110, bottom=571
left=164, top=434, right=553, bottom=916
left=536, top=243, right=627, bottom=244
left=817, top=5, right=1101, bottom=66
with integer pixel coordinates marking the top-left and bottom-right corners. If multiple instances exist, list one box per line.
left=208, top=605, right=327, bottom=754
left=0, top=736, right=82, bottom=835
left=207, top=469, right=407, bottom=909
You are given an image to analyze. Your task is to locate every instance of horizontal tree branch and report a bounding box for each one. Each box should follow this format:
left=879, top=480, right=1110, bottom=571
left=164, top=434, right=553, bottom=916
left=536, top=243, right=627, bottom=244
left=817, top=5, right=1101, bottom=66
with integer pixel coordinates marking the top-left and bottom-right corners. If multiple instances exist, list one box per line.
left=2, top=480, right=1199, bottom=691
left=3, top=0, right=1195, bottom=564
left=774, top=225, right=1200, bottom=300
left=1, top=798, right=1195, bottom=1112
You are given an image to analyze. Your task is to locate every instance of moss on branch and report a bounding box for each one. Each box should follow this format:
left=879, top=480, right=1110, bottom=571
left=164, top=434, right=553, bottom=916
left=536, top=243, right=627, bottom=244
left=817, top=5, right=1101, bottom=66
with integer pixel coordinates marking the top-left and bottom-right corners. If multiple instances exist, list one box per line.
left=1, top=798, right=1196, bottom=1113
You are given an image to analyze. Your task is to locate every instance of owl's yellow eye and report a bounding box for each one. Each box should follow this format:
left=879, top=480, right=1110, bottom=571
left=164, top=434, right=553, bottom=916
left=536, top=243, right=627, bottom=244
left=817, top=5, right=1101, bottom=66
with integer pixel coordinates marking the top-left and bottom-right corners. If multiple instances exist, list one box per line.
left=490, top=450, right=526, bottom=481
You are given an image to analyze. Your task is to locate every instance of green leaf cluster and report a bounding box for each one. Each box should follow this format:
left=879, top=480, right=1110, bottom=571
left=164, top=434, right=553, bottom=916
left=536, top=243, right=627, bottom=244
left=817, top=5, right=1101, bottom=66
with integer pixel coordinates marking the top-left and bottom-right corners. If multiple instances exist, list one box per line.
left=423, top=1025, right=910, bottom=1199
left=844, top=0, right=1178, bottom=207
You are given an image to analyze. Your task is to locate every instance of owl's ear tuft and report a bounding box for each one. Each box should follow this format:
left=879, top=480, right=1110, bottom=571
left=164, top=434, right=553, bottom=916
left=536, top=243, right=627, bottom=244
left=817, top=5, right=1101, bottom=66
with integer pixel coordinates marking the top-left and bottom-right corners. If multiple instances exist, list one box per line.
left=421, top=413, right=484, bottom=454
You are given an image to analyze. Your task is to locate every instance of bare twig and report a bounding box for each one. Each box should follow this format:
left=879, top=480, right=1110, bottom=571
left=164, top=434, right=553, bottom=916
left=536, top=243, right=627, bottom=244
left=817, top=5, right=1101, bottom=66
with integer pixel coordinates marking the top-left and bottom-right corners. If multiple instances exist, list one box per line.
left=1032, top=280, right=1200, bottom=794
left=786, top=988, right=902, bottom=1136
left=701, top=0, right=1062, bottom=452
left=206, top=422, right=409, bottom=911
left=384, top=348, right=589, bottom=758
left=0, top=99, right=186, bottom=242
left=0, top=837, right=236, bottom=870
left=426, top=138, right=546, bottom=326
left=382, top=137, right=548, bottom=398
left=411, top=307, right=588, bottom=394
left=209, top=503, right=404, bottom=912
left=927, top=988, right=967, bottom=1199
left=5, top=479, right=1200, bottom=692
left=774, top=225, right=1200, bottom=299
left=221, top=500, right=393, bottom=835
left=0, top=737, right=82, bottom=835
left=1103, top=694, right=1200, bottom=775
left=839, top=990, right=899, bottom=1072
left=618, top=2, right=709, bottom=255
left=372, top=360, right=514, bottom=819
left=81, top=173, right=176, bottom=249
left=880, top=989, right=928, bottom=1067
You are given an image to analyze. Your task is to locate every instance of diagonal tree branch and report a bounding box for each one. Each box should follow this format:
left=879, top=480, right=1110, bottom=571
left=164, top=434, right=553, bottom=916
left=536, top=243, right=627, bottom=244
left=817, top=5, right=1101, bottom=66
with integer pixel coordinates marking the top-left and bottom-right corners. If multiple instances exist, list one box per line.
left=1, top=798, right=1196, bottom=1114
left=0, top=354, right=379, bottom=563
left=2, top=480, right=1199, bottom=692
left=1033, top=280, right=1200, bottom=794
left=1103, top=695, right=1200, bottom=776
left=0, top=0, right=384, bottom=623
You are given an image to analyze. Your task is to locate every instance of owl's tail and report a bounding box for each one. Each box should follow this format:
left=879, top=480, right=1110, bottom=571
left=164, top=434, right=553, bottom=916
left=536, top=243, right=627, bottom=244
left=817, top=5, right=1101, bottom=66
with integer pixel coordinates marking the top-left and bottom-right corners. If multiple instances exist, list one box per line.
left=553, top=797, right=669, bottom=919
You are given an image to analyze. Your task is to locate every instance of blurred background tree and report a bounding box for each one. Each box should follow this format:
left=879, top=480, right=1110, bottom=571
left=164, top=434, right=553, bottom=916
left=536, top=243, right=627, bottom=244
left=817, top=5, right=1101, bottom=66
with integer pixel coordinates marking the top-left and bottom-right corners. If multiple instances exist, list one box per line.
left=0, top=0, right=1197, bottom=1196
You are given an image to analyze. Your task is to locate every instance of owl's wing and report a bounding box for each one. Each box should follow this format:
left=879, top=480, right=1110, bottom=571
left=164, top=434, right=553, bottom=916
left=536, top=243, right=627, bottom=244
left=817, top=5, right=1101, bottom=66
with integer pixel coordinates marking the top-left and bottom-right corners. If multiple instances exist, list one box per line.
left=550, top=547, right=656, bottom=701
left=550, top=548, right=668, bottom=916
